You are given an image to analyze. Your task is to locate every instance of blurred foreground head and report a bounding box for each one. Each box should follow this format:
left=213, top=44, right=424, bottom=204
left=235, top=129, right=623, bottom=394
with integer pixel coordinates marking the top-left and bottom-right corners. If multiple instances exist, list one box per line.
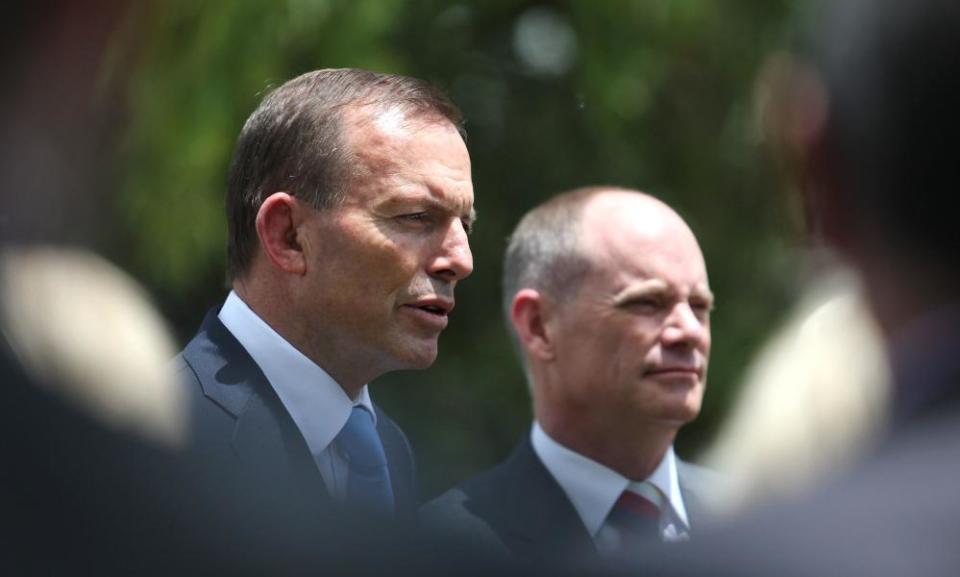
left=0, top=1, right=185, bottom=447
left=796, top=0, right=960, bottom=335
left=503, top=187, right=712, bottom=478
left=0, top=248, right=184, bottom=446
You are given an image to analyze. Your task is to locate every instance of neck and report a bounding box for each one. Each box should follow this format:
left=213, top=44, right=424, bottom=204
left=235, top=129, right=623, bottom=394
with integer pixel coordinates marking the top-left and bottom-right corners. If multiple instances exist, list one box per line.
left=233, top=279, right=373, bottom=399
left=536, top=403, right=677, bottom=481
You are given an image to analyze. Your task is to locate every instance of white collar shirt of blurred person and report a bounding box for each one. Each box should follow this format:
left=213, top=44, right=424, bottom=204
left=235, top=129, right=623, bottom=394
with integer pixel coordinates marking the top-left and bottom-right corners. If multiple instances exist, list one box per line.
left=218, top=289, right=375, bottom=498
left=531, top=422, right=691, bottom=555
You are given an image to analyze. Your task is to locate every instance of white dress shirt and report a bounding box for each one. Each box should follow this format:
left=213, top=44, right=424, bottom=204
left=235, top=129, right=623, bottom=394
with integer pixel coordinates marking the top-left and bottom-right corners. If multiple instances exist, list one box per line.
left=531, top=422, right=690, bottom=554
left=218, top=290, right=374, bottom=499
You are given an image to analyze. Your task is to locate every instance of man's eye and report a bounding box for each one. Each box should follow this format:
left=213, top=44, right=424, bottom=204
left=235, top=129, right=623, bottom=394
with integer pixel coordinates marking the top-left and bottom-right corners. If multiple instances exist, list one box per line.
left=690, top=300, right=714, bottom=317
left=400, top=212, right=429, bottom=224
left=626, top=298, right=662, bottom=311
left=690, top=300, right=713, bottom=312
left=461, top=219, right=474, bottom=235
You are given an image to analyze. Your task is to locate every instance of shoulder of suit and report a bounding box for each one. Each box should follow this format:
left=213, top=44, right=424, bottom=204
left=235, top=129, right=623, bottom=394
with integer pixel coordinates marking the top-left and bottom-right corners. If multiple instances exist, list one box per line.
left=677, top=459, right=721, bottom=481
left=420, top=487, right=513, bottom=558
left=677, top=458, right=724, bottom=503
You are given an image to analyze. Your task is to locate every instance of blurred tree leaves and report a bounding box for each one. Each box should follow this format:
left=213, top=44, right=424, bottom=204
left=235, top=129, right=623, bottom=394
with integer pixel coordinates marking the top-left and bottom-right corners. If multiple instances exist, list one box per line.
left=114, top=0, right=803, bottom=498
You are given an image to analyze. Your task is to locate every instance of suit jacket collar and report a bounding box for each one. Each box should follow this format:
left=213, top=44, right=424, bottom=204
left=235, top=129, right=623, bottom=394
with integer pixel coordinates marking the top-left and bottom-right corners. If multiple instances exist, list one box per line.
left=182, top=308, right=419, bottom=519
left=676, top=459, right=720, bottom=527
left=457, top=435, right=720, bottom=563
left=461, top=436, right=598, bottom=563
left=183, top=309, right=329, bottom=502
left=531, top=423, right=692, bottom=533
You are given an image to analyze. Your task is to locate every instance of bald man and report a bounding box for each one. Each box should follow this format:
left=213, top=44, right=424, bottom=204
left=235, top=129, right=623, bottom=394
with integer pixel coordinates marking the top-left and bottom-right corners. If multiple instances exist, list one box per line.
left=423, top=187, right=718, bottom=565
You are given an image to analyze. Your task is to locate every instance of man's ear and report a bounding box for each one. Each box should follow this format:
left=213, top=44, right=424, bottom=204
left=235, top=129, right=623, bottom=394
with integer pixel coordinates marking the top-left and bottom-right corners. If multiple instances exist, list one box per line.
left=511, top=288, right=555, bottom=362
left=254, top=192, right=307, bottom=275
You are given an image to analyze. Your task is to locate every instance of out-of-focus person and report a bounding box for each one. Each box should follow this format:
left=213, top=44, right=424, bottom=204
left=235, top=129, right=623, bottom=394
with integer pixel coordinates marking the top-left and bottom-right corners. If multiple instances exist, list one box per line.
left=701, top=264, right=891, bottom=514
left=1, top=247, right=186, bottom=447
left=638, top=0, right=960, bottom=575
left=424, top=187, right=719, bottom=566
left=699, top=52, right=894, bottom=514
left=0, top=3, right=331, bottom=573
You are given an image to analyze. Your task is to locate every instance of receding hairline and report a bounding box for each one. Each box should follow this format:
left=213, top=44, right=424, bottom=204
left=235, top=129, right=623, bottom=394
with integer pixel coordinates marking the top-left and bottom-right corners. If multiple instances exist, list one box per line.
left=503, top=186, right=669, bottom=300
left=339, top=101, right=466, bottom=144
left=578, top=188, right=698, bottom=247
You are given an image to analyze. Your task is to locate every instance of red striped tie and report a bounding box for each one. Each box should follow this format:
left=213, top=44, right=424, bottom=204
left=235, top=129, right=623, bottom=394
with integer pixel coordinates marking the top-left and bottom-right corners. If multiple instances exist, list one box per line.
left=607, top=488, right=662, bottom=544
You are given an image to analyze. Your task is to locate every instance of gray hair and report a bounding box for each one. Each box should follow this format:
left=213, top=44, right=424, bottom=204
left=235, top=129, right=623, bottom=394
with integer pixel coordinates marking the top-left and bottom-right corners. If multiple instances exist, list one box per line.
left=501, top=187, right=623, bottom=360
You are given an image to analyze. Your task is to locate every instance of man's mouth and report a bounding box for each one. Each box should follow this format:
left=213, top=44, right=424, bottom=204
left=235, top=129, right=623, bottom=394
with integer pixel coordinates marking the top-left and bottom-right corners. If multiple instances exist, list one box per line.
left=416, top=304, right=448, bottom=316
left=646, top=366, right=702, bottom=379
left=401, top=297, right=454, bottom=326
left=406, top=297, right=453, bottom=315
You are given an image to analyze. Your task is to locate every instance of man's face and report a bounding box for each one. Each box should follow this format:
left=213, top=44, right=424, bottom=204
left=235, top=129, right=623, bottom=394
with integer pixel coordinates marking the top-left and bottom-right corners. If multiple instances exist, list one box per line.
left=545, top=193, right=712, bottom=429
left=295, top=108, right=474, bottom=378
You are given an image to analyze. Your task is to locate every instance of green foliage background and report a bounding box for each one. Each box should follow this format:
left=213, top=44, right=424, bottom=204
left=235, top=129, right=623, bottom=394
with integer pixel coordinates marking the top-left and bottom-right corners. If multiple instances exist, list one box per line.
left=111, top=0, right=807, bottom=499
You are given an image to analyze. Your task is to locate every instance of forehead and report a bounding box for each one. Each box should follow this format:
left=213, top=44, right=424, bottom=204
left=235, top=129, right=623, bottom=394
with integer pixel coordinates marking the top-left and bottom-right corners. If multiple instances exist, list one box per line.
left=340, top=106, right=474, bottom=211
left=578, top=193, right=709, bottom=290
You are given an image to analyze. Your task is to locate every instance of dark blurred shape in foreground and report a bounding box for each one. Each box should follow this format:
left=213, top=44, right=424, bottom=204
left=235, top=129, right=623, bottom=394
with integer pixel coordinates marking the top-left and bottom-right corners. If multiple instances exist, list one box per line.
left=634, top=0, right=960, bottom=575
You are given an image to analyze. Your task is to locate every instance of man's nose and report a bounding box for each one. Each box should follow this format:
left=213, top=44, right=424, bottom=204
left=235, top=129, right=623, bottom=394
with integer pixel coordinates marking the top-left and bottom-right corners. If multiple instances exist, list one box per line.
left=661, top=303, right=709, bottom=348
left=427, top=219, right=473, bottom=282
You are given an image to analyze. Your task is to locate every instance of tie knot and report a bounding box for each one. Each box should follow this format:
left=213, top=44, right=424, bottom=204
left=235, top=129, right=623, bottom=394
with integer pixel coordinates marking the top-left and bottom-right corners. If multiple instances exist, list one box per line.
left=606, top=484, right=664, bottom=547
left=615, top=489, right=661, bottom=519
left=336, top=406, right=387, bottom=470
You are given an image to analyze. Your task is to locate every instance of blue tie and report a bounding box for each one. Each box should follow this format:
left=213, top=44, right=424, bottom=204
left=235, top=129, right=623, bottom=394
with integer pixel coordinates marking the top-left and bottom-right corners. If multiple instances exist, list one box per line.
left=335, top=406, right=395, bottom=515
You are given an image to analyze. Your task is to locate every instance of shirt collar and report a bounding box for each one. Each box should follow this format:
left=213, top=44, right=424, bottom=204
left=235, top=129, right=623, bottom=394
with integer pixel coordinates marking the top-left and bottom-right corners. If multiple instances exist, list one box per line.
left=531, top=422, right=688, bottom=536
left=218, top=291, right=374, bottom=457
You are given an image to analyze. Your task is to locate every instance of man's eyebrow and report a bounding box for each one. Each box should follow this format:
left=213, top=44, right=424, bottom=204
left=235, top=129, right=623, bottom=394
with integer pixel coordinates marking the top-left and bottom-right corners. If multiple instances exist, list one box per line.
left=612, top=279, right=669, bottom=305
left=612, top=280, right=715, bottom=307
left=423, top=197, right=475, bottom=222
left=691, top=285, right=715, bottom=304
left=376, top=194, right=472, bottom=217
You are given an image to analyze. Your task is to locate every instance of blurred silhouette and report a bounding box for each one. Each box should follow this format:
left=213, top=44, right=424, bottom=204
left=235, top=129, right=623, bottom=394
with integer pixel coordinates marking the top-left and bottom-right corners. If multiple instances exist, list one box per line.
left=424, top=187, right=719, bottom=566
left=1, top=247, right=185, bottom=447
left=702, top=261, right=891, bottom=514
left=0, top=2, right=330, bottom=572
left=635, top=0, right=960, bottom=575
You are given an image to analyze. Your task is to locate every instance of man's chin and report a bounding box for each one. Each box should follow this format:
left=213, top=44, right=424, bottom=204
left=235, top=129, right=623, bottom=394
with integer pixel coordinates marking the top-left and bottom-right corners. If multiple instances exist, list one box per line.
left=662, top=403, right=702, bottom=425
left=391, top=338, right=440, bottom=370
left=646, top=396, right=702, bottom=427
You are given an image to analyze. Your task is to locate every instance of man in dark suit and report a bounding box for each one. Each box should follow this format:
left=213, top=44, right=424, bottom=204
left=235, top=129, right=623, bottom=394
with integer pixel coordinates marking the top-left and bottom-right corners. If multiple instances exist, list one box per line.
left=176, top=68, right=475, bottom=522
left=635, top=1, right=960, bottom=575
left=424, top=187, right=718, bottom=565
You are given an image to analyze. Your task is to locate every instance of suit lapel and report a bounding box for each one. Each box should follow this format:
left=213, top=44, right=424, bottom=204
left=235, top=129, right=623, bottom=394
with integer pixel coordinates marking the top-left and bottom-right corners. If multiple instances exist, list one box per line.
left=676, top=459, right=720, bottom=531
left=463, top=436, right=597, bottom=562
left=183, top=310, right=330, bottom=505
left=374, top=405, right=417, bottom=522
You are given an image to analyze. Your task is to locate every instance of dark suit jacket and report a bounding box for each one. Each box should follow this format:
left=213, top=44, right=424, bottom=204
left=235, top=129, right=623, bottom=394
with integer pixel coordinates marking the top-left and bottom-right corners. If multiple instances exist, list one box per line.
left=174, top=308, right=418, bottom=523
left=421, top=435, right=718, bottom=566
